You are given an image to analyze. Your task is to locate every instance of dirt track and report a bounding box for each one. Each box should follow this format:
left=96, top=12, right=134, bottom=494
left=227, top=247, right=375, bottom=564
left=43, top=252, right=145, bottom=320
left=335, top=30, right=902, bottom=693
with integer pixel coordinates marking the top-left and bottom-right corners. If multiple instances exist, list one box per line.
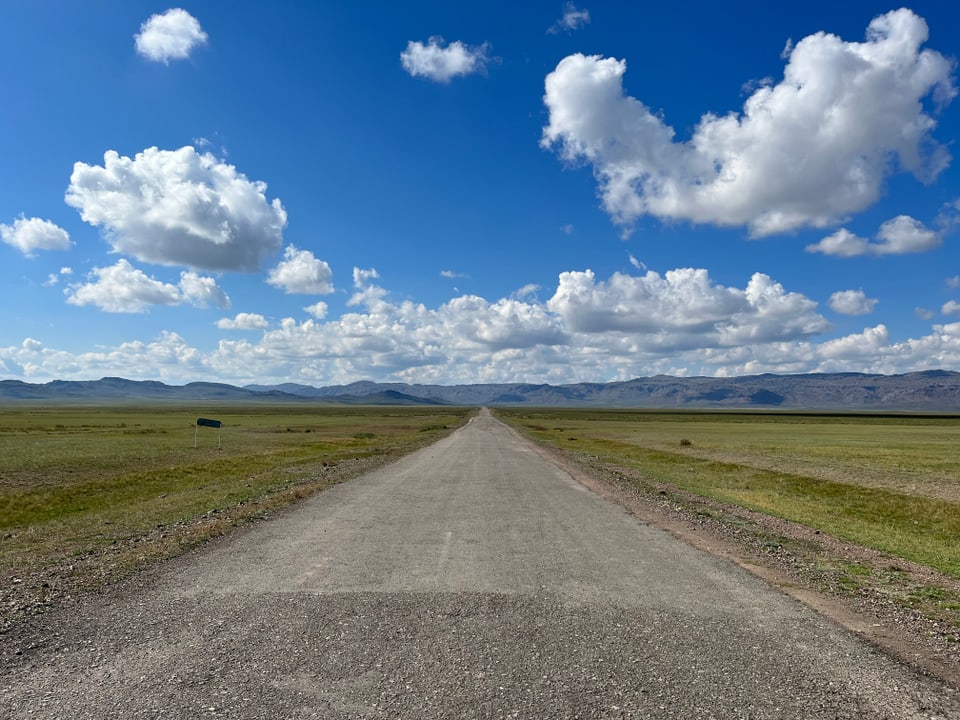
left=2, top=409, right=958, bottom=718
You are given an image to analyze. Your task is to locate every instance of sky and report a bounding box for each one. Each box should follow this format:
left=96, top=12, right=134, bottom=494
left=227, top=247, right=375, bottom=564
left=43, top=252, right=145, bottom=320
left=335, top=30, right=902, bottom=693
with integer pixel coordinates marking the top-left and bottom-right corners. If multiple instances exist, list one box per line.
left=2, top=1, right=960, bottom=388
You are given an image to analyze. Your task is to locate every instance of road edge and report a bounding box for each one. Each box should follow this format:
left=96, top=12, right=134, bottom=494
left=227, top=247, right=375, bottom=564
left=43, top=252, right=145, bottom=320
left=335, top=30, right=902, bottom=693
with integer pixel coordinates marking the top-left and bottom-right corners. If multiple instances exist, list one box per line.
left=495, top=413, right=960, bottom=691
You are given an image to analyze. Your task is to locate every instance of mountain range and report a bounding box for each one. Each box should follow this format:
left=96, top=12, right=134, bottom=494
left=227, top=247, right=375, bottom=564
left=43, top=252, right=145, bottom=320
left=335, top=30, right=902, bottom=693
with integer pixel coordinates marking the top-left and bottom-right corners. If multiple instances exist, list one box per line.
left=1, top=371, right=960, bottom=410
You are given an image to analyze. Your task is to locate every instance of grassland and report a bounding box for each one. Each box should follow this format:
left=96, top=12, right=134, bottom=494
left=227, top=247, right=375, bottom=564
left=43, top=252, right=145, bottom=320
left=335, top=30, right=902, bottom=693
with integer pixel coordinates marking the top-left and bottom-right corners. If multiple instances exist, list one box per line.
left=496, top=408, right=960, bottom=640
left=0, top=404, right=472, bottom=621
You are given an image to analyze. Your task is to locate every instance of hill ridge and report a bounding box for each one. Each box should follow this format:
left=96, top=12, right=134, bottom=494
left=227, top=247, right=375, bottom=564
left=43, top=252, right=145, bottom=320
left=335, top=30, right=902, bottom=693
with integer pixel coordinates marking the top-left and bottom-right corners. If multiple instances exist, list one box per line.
left=2, top=371, right=960, bottom=409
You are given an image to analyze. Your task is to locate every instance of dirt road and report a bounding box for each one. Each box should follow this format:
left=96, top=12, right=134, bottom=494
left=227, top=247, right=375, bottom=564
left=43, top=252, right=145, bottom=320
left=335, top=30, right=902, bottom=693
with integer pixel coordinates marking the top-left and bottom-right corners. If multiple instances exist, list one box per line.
left=2, top=410, right=957, bottom=718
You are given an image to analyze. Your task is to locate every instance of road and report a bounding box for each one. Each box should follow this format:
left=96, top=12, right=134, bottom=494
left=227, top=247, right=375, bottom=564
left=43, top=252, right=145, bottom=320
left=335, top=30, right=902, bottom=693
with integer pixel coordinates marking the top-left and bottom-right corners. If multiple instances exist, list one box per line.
left=2, top=409, right=957, bottom=718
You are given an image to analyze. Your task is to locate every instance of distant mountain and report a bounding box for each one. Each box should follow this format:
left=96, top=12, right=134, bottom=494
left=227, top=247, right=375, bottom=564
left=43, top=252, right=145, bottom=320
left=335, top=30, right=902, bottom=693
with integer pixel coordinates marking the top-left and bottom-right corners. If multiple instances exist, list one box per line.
left=0, top=377, right=295, bottom=403
left=250, top=370, right=960, bottom=410
left=328, top=390, right=447, bottom=406
left=3, top=371, right=960, bottom=410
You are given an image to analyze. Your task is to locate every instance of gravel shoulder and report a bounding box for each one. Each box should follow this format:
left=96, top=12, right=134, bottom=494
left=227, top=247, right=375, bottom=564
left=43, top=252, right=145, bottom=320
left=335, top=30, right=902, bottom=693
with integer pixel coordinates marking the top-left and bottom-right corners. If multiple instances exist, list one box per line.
left=2, top=410, right=958, bottom=719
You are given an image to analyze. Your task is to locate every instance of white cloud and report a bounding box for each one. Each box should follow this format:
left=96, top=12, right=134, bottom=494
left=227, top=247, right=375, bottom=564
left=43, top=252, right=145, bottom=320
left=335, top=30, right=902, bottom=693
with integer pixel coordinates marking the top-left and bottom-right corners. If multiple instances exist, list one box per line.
left=217, top=313, right=268, bottom=330
left=541, top=9, right=956, bottom=237
left=42, top=268, right=72, bottom=288
left=3, top=331, right=208, bottom=383
left=807, top=216, right=941, bottom=256
left=512, top=284, right=540, bottom=301
left=942, top=300, right=960, bottom=316
left=549, top=3, right=590, bottom=34
left=805, top=229, right=870, bottom=257
left=66, top=146, right=287, bottom=271
left=829, top=289, right=877, bottom=315
left=304, top=302, right=328, bottom=319
left=347, top=267, right=391, bottom=314
left=135, top=8, right=208, bottom=64
left=915, top=307, right=935, bottom=320
left=65, top=260, right=229, bottom=313
left=1, top=216, right=71, bottom=255
left=441, top=269, right=468, bottom=279
left=18, top=265, right=960, bottom=385
left=179, top=271, right=231, bottom=309
left=266, top=245, right=334, bottom=295
left=937, top=197, right=960, bottom=232
left=546, top=268, right=828, bottom=348
left=66, top=260, right=183, bottom=313
left=627, top=253, right=646, bottom=271
left=817, top=324, right=891, bottom=361
left=874, top=215, right=941, bottom=254
left=947, top=276, right=960, bottom=289
left=401, top=37, right=489, bottom=83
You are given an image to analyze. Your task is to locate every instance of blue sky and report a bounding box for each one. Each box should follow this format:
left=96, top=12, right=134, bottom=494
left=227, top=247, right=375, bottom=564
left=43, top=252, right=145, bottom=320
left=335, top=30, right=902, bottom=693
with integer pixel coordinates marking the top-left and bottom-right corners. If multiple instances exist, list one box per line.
left=2, top=1, right=959, bottom=387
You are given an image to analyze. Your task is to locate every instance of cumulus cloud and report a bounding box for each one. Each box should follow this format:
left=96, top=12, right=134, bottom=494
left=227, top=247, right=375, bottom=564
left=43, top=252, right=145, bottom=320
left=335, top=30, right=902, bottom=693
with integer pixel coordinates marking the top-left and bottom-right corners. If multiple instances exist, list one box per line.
left=401, top=37, right=490, bottom=83
left=440, top=295, right=566, bottom=351
left=818, top=324, right=891, bottom=361
left=66, top=146, right=287, bottom=271
left=65, top=260, right=229, bottom=313
left=546, top=268, right=828, bottom=349
left=874, top=215, right=942, bottom=253
left=15, top=265, right=960, bottom=384
left=549, top=3, right=590, bottom=34
left=304, top=301, right=328, bottom=319
left=541, top=9, right=956, bottom=237
left=0, top=331, right=209, bottom=383
left=217, top=313, right=269, bottom=330
left=179, top=271, right=231, bottom=308
left=66, top=260, right=183, bottom=313
left=1, top=216, right=71, bottom=255
left=266, top=245, right=334, bottom=294
left=135, top=8, right=208, bottom=64
left=807, top=216, right=941, bottom=256
left=942, top=301, right=960, bottom=316
left=829, top=289, right=877, bottom=315
left=804, top=229, right=871, bottom=257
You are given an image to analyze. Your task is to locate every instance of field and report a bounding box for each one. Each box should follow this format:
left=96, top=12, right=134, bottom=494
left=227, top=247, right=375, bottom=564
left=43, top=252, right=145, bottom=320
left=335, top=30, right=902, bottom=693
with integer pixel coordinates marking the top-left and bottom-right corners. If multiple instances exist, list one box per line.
left=5, top=403, right=960, bottom=644
left=496, top=408, right=960, bottom=636
left=0, top=404, right=472, bottom=622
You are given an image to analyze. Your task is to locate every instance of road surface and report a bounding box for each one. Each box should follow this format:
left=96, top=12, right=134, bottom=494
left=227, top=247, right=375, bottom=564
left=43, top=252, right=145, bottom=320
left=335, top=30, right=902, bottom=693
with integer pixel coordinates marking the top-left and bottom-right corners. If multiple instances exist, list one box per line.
left=2, top=409, right=957, bottom=718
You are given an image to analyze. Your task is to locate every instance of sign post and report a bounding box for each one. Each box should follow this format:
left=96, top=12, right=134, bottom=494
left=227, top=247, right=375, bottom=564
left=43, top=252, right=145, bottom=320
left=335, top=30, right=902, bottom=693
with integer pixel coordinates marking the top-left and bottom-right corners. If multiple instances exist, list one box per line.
left=195, top=417, right=222, bottom=448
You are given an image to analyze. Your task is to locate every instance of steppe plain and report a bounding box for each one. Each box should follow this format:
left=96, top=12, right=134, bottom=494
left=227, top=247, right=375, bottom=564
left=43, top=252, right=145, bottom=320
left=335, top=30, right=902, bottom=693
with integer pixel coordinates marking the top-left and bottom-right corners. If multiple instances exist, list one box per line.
left=1, top=403, right=959, bottom=717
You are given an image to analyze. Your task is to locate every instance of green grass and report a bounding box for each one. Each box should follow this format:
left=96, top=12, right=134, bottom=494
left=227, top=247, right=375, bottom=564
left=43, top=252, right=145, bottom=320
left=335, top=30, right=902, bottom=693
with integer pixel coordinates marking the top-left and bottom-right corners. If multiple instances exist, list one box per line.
left=0, top=404, right=472, bottom=588
left=497, top=409, right=960, bottom=579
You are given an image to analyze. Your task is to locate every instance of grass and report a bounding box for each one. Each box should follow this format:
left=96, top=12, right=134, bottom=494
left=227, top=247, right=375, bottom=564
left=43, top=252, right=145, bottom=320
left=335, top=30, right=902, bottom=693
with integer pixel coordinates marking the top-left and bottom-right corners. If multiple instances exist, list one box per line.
left=0, top=404, right=472, bottom=600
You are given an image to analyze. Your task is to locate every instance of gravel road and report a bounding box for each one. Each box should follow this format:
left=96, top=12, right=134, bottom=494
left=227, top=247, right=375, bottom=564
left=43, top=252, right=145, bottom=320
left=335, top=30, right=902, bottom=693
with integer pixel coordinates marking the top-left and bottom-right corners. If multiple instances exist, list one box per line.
left=2, top=409, right=958, bottom=719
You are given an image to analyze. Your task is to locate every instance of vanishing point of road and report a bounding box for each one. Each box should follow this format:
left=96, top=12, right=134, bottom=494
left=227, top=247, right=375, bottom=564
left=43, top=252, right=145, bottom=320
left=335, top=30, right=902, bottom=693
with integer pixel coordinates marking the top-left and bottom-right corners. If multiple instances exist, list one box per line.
left=2, top=409, right=957, bottom=718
